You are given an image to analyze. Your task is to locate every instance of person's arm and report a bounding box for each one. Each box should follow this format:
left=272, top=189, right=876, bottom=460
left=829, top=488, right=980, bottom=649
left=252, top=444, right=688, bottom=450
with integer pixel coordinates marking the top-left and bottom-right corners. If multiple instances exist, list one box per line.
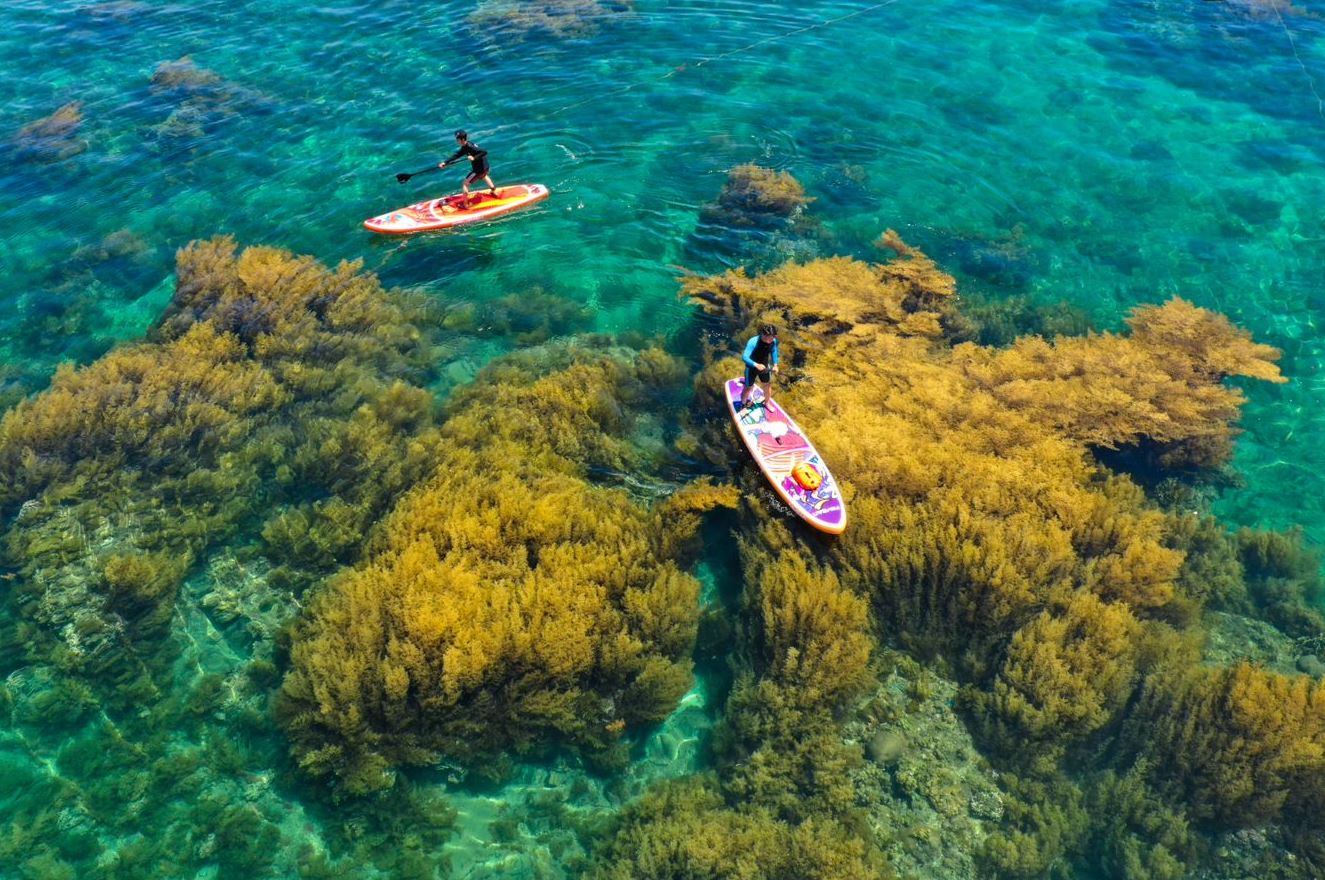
left=469, top=144, right=488, bottom=161
left=771, top=340, right=780, bottom=371
left=439, top=147, right=464, bottom=169
left=742, top=337, right=760, bottom=369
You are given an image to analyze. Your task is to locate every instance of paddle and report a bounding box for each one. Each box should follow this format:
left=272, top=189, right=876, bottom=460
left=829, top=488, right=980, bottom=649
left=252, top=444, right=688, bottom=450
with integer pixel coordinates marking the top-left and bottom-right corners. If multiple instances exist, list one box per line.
left=395, top=163, right=447, bottom=184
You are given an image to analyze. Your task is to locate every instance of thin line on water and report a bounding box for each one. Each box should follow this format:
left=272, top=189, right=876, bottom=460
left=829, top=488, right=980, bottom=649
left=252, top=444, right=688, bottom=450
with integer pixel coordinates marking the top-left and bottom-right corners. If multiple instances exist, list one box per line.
left=541, top=0, right=904, bottom=119
left=1271, top=2, right=1325, bottom=121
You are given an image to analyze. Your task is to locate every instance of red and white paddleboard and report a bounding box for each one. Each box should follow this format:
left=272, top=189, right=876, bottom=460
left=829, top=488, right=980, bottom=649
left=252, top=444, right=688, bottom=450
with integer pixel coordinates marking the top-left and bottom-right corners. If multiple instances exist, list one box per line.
left=363, top=183, right=549, bottom=234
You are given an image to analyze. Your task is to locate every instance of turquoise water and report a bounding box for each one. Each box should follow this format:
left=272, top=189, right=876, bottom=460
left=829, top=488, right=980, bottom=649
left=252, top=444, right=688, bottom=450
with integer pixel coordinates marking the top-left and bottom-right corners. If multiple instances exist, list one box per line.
left=2, top=0, right=1324, bottom=877
left=3, top=0, right=1324, bottom=536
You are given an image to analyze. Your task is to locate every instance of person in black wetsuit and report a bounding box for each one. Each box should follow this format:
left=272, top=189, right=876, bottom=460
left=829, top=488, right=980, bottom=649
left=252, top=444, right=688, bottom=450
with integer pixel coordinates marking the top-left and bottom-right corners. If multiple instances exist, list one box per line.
left=439, top=130, right=498, bottom=205
left=738, top=324, right=780, bottom=410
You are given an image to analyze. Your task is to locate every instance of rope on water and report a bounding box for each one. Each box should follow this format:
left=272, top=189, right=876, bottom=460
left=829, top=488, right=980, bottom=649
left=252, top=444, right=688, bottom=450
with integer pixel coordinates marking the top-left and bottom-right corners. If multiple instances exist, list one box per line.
left=542, top=0, right=904, bottom=118
left=1269, top=2, right=1325, bottom=122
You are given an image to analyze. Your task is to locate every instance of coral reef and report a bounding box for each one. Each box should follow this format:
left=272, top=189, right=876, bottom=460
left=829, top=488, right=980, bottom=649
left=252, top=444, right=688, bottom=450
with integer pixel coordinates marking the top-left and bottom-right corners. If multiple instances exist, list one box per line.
left=278, top=348, right=736, bottom=794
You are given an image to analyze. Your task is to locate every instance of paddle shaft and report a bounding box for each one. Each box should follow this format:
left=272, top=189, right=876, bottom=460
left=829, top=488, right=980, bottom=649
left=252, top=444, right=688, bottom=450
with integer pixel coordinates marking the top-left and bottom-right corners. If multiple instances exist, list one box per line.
left=396, top=164, right=445, bottom=184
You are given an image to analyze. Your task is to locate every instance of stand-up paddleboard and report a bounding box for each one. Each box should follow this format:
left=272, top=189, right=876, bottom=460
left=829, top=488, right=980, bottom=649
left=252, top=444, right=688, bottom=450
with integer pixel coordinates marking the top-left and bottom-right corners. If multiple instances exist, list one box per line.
left=725, top=378, right=846, bottom=534
left=364, top=183, right=549, bottom=234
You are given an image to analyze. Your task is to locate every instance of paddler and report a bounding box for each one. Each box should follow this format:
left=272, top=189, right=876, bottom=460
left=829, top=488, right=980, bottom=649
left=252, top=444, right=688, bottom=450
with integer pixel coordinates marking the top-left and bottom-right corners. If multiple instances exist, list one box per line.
left=738, top=324, right=780, bottom=410
left=439, top=130, right=498, bottom=206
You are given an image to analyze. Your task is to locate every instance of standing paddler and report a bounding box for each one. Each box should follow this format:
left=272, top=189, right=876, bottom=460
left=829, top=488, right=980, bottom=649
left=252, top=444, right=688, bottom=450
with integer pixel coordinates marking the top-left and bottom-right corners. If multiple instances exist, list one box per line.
left=738, top=324, right=780, bottom=411
left=438, top=130, right=498, bottom=206
left=395, top=130, right=499, bottom=206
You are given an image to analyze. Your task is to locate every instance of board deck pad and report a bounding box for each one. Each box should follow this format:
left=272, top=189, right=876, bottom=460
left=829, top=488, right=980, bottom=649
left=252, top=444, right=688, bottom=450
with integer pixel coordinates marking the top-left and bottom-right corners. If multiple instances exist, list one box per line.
left=363, top=183, right=549, bottom=233
left=725, top=378, right=846, bottom=534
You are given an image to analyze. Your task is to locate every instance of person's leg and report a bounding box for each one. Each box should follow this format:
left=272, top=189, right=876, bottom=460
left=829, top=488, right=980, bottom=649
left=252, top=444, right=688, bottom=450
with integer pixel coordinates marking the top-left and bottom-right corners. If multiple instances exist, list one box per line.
left=484, top=173, right=497, bottom=195
left=759, top=378, right=772, bottom=407
left=740, top=368, right=754, bottom=407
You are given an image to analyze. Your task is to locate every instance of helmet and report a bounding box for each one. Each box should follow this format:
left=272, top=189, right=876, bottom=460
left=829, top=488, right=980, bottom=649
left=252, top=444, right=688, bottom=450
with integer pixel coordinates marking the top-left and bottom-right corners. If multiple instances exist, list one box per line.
left=791, top=462, right=822, bottom=491
left=760, top=324, right=777, bottom=337
left=454, top=129, right=468, bottom=139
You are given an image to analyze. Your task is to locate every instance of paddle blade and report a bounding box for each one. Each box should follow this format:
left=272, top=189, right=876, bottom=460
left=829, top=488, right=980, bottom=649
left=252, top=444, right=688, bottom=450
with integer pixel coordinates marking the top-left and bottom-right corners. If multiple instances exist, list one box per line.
left=395, top=172, right=411, bottom=183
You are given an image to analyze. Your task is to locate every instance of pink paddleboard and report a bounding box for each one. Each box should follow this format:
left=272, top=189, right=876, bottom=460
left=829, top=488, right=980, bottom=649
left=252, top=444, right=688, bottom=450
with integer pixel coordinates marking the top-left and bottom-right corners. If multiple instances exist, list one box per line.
left=725, top=378, right=846, bottom=534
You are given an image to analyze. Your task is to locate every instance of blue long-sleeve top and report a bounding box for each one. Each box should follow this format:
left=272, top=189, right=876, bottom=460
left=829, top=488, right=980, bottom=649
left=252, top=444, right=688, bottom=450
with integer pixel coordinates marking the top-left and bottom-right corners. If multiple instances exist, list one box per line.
left=742, top=335, right=779, bottom=368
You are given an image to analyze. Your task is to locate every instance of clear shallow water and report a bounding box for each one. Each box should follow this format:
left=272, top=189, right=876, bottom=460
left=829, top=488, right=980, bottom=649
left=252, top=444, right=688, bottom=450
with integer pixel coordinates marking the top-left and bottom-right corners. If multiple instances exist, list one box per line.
left=2, top=0, right=1324, bottom=876
left=3, top=0, right=1324, bottom=536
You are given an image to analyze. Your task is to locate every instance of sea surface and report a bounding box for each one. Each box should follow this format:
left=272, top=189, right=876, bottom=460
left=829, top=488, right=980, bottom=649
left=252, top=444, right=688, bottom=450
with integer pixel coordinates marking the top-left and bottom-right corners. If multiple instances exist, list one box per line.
left=1, top=0, right=1323, bottom=877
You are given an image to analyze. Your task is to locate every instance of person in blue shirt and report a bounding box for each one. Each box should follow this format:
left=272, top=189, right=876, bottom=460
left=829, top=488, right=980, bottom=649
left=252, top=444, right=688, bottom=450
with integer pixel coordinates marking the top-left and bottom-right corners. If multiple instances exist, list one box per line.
left=738, top=324, right=780, bottom=410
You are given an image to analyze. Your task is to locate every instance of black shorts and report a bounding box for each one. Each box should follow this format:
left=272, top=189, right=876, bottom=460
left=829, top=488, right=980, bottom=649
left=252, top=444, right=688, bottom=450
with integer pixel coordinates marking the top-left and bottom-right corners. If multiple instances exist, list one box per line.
left=744, top=365, right=772, bottom=386
left=465, top=162, right=490, bottom=182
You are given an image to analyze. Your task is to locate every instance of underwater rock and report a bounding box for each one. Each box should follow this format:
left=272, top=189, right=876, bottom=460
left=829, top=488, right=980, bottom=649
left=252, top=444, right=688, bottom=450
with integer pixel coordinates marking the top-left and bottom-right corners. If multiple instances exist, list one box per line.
left=846, top=655, right=1002, bottom=880
left=144, top=57, right=271, bottom=153
left=442, top=287, right=594, bottom=344
left=817, top=163, right=879, bottom=210
left=1237, top=138, right=1321, bottom=176
left=1129, top=139, right=1175, bottom=162
left=150, top=56, right=225, bottom=92
left=1202, top=611, right=1302, bottom=675
left=687, top=163, right=830, bottom=272
left=867, top=729, right=906, bottom=765
left=701, top=164, right=814, bottom=229
left=143, top=102, right=209, bottom=150
left=75, top=0, right=153, bottom=20
left=7, top=101, right=88, bottom=164
left=924, top=225, right=1041, bottom=291
left=1297, top=654, right=1325, bottom=677
left=66, top=228, right=149, bottom=269
left=467, top=0, right=634, bottom=41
